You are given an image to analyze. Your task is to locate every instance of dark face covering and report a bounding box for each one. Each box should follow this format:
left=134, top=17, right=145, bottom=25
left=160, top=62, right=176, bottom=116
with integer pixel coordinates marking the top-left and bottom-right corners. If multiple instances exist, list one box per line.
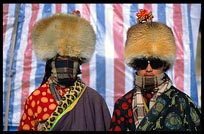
left=134, top=73, right=167, bottom=91
left=49, top=55, right=81, bottom=88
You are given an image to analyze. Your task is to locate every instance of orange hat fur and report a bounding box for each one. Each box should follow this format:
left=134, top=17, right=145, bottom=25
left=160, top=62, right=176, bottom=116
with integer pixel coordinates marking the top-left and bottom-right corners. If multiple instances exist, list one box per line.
left=32, top=13, right=96, bottom=63
left=124, top=22, right=176, bottom=69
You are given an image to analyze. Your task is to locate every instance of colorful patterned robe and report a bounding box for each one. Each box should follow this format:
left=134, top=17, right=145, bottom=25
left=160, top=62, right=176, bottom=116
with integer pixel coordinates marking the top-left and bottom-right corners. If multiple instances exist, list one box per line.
left=110, top=86, right=201, bottom=131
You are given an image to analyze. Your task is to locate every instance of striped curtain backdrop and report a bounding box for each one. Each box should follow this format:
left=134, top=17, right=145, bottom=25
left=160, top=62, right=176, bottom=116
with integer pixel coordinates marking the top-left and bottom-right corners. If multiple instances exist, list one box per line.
left=3, top=3, right=201, bottom=130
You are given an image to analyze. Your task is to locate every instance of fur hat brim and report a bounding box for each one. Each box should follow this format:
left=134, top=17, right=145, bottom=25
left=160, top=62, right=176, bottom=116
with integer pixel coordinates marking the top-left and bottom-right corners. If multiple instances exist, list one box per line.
left=32, top=13, right=96, bottom=63
left=125, top=22, right=176, bottom=69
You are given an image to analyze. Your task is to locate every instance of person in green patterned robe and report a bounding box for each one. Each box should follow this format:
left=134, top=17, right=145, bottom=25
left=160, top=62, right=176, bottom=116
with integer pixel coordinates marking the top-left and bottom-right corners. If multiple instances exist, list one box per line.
left=110, top=9, right=201, bottom=131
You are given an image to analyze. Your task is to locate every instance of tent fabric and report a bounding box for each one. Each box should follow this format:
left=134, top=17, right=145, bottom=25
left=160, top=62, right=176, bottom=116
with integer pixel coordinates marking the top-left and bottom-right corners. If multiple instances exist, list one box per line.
left=3, top=3, right=201, bottom=130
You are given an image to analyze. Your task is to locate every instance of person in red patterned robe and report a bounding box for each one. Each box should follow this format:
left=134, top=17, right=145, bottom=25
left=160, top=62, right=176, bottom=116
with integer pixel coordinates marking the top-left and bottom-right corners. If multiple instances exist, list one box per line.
left=18, top=11, right=111, bottom=131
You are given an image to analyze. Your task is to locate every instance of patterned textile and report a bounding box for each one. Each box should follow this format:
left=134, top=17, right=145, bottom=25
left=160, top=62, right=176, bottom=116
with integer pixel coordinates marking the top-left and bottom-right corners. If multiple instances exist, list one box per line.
left=50, top=55, right=81, bottom=88
left=134, top=73, right=166, bottom=90
left=18, top=77, right=86, bottom=131
left=132, top=73, right=172, bottom=128
left=110, top=75, right=201, bottom=131
left=137, top=88, right=201, bottom=131
left=38, top=77, right=86, bottom=131
left=3, top=4, right=201, bottom=130
left=18, top=80, right=66, bottom=130
left=52, top=87, right=111, bottom=131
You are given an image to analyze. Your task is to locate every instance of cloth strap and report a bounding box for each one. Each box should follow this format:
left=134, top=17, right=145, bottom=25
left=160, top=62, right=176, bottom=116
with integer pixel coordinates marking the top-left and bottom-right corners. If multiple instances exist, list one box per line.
left=132, top=73, right=172, bottom=128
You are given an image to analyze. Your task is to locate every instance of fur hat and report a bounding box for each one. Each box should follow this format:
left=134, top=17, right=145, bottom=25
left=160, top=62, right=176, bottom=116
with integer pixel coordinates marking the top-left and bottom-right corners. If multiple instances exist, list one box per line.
left=32, top=12, right=96, bottom=63
left=125, top=11, right=176, bottom=69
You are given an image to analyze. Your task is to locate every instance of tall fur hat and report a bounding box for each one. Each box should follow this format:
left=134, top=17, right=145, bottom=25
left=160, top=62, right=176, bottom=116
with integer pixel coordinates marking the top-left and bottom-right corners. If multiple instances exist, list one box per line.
left=32, top=11, right=96, bottom=63
left=125, top=9, right=176, bottom=69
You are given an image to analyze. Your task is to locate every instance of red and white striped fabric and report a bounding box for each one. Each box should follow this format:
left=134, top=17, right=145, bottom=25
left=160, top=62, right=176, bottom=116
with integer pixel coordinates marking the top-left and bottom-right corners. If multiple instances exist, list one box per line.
left=3, top=3, right=201, bottom=130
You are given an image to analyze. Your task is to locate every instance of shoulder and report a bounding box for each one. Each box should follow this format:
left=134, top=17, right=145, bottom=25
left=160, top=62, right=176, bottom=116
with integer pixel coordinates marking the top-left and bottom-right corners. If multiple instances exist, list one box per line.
left=27, top=83, right=49, bottom=102
left=82, top=87, right=110, bottom=108
left=166, top=86, right=198, bottom=107
left=168, top=86, right=201, bottom=125
left=115, top=89, right=134, bottom=104
left=31, top=83, right=49, bottom=95
left=169, top=86, right=193, bottom=99
left=84, top=87, right=105, bottom=100
left=85, top=87, right=101, bottom=95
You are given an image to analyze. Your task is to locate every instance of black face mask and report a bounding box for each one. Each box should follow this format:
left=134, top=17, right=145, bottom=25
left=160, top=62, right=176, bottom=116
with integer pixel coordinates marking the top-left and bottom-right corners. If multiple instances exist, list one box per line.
left=50, top=56, right=81, bottom=87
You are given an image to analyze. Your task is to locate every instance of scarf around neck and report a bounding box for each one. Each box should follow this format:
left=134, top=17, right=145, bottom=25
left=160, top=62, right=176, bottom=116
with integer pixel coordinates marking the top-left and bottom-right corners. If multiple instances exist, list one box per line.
left=132, top=73, right=172, bottom=128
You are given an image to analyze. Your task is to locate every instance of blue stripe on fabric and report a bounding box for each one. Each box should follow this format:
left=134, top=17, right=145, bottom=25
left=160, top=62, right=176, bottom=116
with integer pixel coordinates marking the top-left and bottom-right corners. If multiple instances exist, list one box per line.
left=34, top=60, right=45, bottom=88
left=157, top=4, right=166, bottom=23
left=67, top=4, right=75, bottom=14
left=34, top=4, right=52, bottom=89
left=3, top=6, right=13, bottom=124
left=129, top=4, right=138, bottom=86
left=42, top=4, right=52, bottom=18
left=130, top=4, right=138, bottom=26
left=187, top=5, right=198, bottom=106
left=2, top=126, right=18, bottom=131
left=9, top=4, right=26, bottom=126
left=95, top=4, right=106, bottom=98
left=3, top=4, right=13, bottom=125
left=3, top=4, right=25, bottom=126
left=3, top=6, right=16, bottom=121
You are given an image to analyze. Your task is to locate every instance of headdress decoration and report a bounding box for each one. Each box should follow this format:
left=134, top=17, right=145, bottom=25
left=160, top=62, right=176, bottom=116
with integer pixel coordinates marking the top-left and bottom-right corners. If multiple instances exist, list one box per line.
left=124, top=9, right=176, bottom=70
left=32, top=10, right=96, bottom=63
left=72, top=9, right=81, bottom=17
left=136, top=9, right=154, bottom=23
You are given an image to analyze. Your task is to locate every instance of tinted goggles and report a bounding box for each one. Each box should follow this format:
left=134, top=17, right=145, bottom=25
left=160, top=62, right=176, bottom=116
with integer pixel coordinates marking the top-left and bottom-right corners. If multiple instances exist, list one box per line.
left=132, top=58, right=166, bottom=70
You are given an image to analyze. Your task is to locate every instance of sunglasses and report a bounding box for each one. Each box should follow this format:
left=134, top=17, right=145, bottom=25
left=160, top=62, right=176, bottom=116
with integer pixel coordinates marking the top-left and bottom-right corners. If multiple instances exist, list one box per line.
left=132, top=58, right=166, bottom=70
